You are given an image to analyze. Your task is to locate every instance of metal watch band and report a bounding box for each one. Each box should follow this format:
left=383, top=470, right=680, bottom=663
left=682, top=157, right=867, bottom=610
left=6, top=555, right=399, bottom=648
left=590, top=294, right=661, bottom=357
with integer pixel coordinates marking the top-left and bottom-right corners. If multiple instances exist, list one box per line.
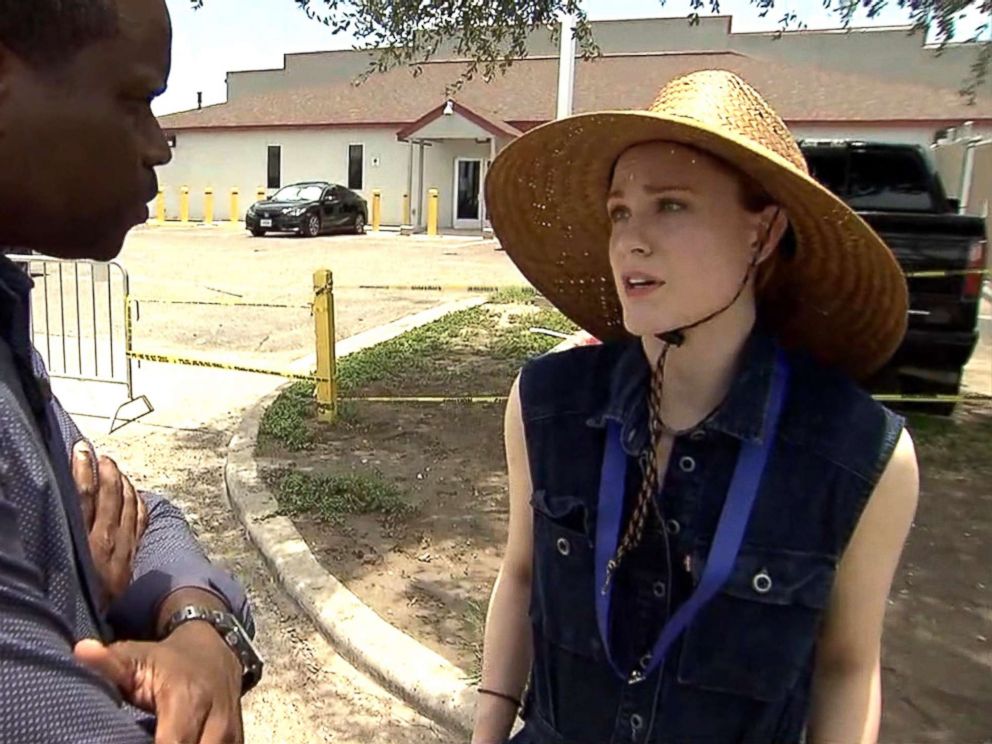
left=163, top=605, right=264, bottom=693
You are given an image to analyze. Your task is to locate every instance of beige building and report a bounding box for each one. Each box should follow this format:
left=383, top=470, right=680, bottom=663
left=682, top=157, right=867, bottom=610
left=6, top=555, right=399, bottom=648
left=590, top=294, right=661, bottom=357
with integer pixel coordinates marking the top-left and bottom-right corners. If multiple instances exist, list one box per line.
left=157, top=16, right=992, bottom=228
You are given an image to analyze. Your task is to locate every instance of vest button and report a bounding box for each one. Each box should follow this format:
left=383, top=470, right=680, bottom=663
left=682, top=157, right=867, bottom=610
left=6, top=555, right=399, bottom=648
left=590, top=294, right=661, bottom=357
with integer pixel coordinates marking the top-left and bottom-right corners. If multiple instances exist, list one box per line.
left=665, top=518, right=681, bottom=536
left=678, top=456, right=697, bottom=473
left=752, top=570, right=773, bottom=594
left=652, top=580, right=667, bottom=599
left=556, top=537, right=571, bottom=557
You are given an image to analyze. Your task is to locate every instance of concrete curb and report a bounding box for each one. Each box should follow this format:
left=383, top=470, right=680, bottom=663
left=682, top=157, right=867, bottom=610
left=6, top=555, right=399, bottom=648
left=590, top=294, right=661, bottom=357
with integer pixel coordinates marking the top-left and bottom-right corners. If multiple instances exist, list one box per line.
left=225, top=298, right=489, bottom=738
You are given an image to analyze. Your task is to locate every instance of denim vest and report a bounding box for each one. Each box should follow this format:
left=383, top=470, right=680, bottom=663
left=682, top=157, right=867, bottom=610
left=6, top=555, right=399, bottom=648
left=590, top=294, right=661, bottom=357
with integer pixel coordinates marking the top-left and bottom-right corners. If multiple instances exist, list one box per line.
left=511, top=327, right=903, bottom=744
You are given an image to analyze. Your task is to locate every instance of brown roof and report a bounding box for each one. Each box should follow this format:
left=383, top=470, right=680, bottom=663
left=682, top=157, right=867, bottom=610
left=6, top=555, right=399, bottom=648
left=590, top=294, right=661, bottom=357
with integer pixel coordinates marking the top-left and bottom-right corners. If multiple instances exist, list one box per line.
left=159, top=51, right=992, bottom=131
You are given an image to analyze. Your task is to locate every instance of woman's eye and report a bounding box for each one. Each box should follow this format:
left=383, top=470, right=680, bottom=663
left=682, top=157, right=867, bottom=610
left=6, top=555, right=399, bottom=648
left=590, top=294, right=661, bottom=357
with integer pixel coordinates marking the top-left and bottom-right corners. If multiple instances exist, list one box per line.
left=657, top=199, right=685, bottom=213
left=609, top=206, right=629, bottom=223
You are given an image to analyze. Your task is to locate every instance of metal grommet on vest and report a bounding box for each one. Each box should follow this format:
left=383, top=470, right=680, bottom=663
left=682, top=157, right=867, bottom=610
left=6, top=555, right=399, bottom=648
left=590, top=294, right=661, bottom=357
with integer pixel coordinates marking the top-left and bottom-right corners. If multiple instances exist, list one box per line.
left=752, top=570, right=773, bottom=594
left=556, top=537, right=571, bottom=557
left=679, top=456, right=697, bottom=473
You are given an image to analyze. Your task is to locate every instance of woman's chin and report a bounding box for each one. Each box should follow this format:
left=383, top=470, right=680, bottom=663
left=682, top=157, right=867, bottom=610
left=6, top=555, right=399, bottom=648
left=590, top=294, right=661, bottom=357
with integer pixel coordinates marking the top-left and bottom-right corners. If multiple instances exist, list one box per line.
left=623, top=313, right=677, bottom=339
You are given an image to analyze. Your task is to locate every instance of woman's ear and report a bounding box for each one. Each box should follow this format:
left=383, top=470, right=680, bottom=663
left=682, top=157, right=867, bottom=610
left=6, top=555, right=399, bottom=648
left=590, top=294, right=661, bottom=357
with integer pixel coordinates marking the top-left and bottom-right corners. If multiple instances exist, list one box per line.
left=755, top=206, right=789, bottom=265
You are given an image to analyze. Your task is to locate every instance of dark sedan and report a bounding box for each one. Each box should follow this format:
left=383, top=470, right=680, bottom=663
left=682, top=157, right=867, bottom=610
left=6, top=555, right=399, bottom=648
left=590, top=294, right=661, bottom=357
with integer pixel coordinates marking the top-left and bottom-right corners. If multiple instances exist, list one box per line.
left=246, top=182, right=368, bottom=238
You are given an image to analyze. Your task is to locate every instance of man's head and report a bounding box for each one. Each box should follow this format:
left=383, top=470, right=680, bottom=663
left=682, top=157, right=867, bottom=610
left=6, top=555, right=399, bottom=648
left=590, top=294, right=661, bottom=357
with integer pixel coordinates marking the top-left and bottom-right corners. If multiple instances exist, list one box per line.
left=0, top=0, right=172, bottom=261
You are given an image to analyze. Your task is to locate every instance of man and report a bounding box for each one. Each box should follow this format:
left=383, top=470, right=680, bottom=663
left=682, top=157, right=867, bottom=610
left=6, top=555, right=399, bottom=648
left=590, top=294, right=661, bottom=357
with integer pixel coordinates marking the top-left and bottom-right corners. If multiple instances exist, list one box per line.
left=0, top=1, right=261, bottom=742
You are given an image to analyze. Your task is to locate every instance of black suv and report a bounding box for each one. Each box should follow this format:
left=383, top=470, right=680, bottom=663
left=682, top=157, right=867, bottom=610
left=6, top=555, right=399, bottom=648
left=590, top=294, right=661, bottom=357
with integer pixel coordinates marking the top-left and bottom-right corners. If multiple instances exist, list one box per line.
left=246, top=182, right=368, bottom=238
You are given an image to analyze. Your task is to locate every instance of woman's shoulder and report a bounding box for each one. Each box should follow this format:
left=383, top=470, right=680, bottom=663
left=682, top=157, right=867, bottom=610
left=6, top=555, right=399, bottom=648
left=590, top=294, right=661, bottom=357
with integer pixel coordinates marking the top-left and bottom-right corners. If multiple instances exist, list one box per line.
left=781, top=347, right=905, bottom=480
left=518, top=340, right=633, bottom=418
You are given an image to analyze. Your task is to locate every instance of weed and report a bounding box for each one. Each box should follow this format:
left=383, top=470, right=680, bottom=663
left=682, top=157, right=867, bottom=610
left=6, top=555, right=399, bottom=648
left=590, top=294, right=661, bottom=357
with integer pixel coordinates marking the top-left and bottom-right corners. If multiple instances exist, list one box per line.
left=258, top=382, right=315, bottom=451
left=270, top=468, right=412, bottom=524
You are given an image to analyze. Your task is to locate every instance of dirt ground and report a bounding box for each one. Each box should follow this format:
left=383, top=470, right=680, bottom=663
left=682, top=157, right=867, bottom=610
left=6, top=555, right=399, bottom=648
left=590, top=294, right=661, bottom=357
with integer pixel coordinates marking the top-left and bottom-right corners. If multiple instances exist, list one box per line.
left=266, top=318, right=992, bottom=741
left=54, top=229, right=530, bottom=742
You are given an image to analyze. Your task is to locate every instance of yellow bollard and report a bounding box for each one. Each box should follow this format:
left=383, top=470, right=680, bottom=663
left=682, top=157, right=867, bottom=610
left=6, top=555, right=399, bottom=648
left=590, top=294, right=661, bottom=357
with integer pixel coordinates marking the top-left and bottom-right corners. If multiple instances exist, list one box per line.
left=313, top=269, right=337, bottom=423
left=230, top=188, right=239, bottom=224
left=257, top=187, right=266, bottom=204
left=371, top=189, right=381, bottom=232
left=179, top=186, right=190, bottom=223
left=204, top=187, right=214, bottom=224
left=155, top=189, right=166, bottom=223
left=402, top=193, right=411, bottom=226
left=427, top=188, right=439, bottom=236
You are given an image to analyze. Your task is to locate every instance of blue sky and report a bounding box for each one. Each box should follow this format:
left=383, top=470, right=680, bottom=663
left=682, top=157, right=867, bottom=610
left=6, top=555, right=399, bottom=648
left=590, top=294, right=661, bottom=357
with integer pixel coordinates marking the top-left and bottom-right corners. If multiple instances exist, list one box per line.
left=155, top=0, right=989, bottom=115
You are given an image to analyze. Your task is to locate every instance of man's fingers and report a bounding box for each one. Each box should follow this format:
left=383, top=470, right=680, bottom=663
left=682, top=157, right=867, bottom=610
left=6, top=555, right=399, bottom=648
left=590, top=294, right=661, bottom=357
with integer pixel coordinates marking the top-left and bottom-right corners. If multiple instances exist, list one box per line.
left=136, top=492, right=149, bottom=543
left=73, top=639, right=135, bottom=695
left=107, top=475, right=140, bottom=583
left=118, top=475, right=138, bottom=551
left=198, top=704, right=243, bottom=744
left=92, top=455, right=124, bottom=548
left=154, top=689, right=211, bottom=744
left=71, top=441, right=97, bottom=530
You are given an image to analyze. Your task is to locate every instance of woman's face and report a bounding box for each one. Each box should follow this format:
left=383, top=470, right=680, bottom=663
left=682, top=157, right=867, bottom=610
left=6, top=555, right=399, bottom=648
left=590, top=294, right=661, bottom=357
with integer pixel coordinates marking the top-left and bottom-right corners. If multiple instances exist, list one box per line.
left=607, top=142, right=780, bottom=339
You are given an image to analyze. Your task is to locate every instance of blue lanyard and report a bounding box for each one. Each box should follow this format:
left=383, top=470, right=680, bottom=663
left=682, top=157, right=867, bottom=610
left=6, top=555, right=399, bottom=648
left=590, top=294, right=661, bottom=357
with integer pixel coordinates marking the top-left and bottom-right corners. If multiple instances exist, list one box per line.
left=594, top=351, right=789, bottom=684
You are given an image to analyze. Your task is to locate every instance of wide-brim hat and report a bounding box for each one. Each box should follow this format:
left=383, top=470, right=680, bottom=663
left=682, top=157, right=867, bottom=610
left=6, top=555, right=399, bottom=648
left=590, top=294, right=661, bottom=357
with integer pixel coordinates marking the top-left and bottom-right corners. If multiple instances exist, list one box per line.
left=484, top=69, right=908, bottom=381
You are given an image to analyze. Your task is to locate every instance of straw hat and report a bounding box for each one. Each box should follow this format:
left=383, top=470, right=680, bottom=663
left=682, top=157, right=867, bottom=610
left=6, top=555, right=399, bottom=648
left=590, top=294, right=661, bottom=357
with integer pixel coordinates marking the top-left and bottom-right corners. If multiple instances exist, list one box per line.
left=484, top=70, right=908, bottom=381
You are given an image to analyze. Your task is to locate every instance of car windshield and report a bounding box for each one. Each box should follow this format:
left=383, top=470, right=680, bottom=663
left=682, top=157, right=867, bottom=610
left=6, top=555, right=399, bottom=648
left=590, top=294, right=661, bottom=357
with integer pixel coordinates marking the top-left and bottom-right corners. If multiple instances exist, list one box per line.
left=272, top=185, right=324, bottom=202
left=804, top=146, right=938, bottom=213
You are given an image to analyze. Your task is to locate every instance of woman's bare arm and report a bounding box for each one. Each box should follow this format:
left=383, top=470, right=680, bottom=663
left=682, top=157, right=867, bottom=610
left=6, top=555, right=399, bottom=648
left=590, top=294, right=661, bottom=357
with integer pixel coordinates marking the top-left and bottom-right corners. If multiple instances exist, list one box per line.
left=808, top=427, right=919, bottom=744
left=472, top=377, right=535, bottom=744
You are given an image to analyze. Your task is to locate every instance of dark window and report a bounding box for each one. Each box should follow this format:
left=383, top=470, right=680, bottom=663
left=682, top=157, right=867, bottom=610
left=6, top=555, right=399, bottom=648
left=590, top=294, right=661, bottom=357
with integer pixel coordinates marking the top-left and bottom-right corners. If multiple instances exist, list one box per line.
left=803, top=145, right=937, bottom=212
left=267, top=145, right=281, bottom=190
left=348, top=144, right=364, bottom=190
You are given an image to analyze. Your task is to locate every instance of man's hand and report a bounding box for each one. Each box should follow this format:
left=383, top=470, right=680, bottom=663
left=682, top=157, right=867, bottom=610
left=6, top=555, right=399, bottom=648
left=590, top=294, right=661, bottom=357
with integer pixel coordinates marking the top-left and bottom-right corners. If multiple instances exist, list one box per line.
left=74, top=621, right=244, bottom=744
left=71, top=442, right=148, bottom=609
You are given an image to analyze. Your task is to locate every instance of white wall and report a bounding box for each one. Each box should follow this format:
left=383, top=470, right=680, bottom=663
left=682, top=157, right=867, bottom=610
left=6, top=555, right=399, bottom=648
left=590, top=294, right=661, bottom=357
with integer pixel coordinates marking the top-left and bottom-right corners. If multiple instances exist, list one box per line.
left=155, top=127, right=415, bottom=224
left=790, top=123, right=939, bottom=149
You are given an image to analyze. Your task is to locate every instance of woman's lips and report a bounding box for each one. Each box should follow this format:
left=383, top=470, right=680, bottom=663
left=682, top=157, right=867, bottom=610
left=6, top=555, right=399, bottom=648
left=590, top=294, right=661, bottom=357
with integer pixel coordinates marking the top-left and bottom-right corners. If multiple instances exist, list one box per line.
left=622, top=272, right=666, bottom=298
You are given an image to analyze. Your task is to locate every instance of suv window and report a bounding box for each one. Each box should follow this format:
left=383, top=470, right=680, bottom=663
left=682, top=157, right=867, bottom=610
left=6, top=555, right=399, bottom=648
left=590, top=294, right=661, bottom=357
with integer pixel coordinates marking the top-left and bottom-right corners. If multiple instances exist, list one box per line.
left=802, top=145, right=938, bottom=212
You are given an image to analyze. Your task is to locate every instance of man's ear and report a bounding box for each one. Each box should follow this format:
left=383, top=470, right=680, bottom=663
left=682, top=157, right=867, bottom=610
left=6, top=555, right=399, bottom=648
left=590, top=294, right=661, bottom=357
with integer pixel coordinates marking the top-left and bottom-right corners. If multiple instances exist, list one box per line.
left=755, top=206, right=789, bottom=265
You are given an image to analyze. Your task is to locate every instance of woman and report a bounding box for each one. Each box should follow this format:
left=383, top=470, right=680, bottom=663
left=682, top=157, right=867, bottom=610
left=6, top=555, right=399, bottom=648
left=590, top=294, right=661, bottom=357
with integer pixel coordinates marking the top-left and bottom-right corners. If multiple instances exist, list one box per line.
left=472, top=70, right=919, bottom=744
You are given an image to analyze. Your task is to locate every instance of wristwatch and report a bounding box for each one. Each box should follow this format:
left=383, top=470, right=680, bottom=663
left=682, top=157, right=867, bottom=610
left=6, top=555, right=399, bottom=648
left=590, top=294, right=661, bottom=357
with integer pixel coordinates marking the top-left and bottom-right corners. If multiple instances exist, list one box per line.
left=163, top=605, right=264, bottom=693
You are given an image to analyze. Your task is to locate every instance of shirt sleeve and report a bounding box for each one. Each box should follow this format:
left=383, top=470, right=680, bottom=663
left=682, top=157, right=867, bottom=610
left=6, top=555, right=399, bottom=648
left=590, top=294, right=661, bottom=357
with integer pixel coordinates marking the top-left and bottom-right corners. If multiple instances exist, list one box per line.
left=106, top=492, right=255, bottom=641
left=0, top=484, right=154, bottom=744
left=39, top=365, right=254, bottom=642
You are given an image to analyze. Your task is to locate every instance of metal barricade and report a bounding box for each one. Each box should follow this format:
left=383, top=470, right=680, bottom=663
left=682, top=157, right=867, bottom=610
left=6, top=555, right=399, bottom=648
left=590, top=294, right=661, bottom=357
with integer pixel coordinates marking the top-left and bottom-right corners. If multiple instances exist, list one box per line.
left=7, top=254, right=152, bottom=431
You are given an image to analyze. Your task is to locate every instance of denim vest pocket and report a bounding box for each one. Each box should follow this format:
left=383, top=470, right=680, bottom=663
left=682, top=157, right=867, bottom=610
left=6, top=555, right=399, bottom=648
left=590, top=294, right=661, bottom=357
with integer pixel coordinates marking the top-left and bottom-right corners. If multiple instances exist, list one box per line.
left=676, top=544, right=836, bottom=702
left=530, top=489, right=604, bottom=660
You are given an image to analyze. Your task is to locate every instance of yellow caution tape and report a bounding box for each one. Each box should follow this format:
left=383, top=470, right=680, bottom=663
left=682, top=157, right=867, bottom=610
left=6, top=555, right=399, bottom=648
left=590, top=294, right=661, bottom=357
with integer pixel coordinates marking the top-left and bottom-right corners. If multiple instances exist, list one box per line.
left=340, top=395, right=507, bottom=404
left=345, top=284, right=524, bottom=293
left=128, top=350, right=328, bottom=382
left=130, top=297, right=311, bottom=310
left=872, top=393, right=990, bottom=404
left=903, top=268, right=990, bottom=279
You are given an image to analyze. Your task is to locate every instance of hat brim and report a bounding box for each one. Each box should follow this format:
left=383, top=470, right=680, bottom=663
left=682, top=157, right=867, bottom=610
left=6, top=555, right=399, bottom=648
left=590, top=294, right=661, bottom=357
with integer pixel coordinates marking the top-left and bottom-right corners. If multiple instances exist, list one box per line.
left=485, top=110, right=908, bottom=381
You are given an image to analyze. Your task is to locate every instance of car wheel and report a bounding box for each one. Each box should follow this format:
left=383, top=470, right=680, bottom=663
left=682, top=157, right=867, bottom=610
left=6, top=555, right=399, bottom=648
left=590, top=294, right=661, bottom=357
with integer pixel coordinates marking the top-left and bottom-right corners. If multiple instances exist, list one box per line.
left=305, top=214, right=321, bottom=238
left=353, top=213, right=366, bottom=235
left=250, top=228, right=266, bottom=237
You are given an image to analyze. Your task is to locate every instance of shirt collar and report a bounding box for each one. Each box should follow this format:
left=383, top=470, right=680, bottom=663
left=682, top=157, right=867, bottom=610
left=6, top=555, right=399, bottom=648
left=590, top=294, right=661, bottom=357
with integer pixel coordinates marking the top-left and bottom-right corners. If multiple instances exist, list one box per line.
left=587, top=324, right=780, bottom=451
left=0, top=253, right=34, bottom=355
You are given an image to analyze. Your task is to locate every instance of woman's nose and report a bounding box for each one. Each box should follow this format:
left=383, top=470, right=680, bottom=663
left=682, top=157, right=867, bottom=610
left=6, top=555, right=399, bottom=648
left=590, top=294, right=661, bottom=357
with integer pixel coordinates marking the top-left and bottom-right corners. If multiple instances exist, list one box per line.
left=613, top=225, right=652, bottom=257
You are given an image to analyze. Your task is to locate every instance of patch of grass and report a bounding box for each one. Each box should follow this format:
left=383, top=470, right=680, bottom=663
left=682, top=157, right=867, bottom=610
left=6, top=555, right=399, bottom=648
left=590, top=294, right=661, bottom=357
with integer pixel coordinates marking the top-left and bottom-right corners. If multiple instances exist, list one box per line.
left=270, top=468, right=412, bottom=524
left=488, top=286, right=540, bottom=305
left=461, top=597, right=489, bottom=685
left=337, top=306, right=493, bottom=392
left=907, top=408, right=992, bottom=474
left=258, top=382, right=316, bottom=451
left=491, top=306, right=580, bottom=362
